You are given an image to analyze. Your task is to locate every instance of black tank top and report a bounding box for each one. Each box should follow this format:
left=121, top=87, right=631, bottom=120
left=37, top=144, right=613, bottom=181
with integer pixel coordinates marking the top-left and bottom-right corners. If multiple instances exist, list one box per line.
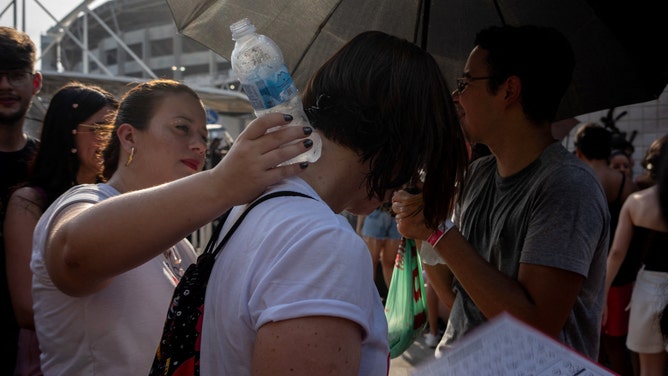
left=631, top=226, right=668, bottom=273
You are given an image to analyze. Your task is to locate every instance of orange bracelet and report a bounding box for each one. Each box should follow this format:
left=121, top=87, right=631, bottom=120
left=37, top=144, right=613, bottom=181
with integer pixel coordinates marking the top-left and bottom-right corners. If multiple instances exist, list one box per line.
left=426, top=219, right=455, bottom=247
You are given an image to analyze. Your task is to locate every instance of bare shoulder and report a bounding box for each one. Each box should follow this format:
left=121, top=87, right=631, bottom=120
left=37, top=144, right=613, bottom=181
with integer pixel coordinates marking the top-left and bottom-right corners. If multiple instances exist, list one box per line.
left=8, top=186, right=46, bottom=215
left=628, top=186, right=667, bottom=229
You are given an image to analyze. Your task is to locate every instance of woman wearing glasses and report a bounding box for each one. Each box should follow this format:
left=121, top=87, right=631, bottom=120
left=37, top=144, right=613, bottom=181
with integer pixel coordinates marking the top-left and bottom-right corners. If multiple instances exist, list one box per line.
left=4, top=82, right=118, bottom=375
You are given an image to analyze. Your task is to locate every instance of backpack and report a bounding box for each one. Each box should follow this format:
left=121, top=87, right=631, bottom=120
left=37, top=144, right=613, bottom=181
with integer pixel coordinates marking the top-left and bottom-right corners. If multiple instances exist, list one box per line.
left=149, top=191, right=312, bottom=376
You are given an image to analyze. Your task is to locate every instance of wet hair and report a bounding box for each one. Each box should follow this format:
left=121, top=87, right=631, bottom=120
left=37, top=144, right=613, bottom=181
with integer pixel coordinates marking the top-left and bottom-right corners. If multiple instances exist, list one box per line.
left=574, top=123, right=612, bottom=160
left=102, top=79, right=202, bottom=179
left=474, top=25, right=575, bottom=123
left=0, top=26, right=36, bottom=71
left=641, top=134, right=668, bottom=180
left=29, top=82, right=118, bottom=208
left=303, top=31, right=468, bottom=228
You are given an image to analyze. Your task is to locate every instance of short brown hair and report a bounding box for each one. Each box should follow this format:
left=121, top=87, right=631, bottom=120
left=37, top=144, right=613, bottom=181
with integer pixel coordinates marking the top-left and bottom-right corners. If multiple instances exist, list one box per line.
left=0, top=26, right=37, bottom=71
left=303, top=31, right=468, bottom=229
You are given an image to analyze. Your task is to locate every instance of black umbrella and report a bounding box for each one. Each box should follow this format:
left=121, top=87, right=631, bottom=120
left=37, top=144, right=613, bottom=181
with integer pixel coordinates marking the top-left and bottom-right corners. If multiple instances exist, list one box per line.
left=166, top=0, right=668, bottom=120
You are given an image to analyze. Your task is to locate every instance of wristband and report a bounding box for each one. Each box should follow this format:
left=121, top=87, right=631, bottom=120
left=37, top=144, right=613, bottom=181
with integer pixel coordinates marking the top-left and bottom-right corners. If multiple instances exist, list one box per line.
left=426, top=219, right=455, bottom=247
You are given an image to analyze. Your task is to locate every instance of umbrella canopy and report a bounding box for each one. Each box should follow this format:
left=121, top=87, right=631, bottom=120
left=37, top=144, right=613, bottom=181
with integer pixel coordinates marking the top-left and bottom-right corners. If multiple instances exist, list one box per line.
left=166, top=0, right=668, bottom=120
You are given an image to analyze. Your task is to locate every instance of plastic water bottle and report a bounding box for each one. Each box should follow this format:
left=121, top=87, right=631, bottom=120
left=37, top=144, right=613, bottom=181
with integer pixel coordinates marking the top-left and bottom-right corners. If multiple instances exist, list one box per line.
left=419, top=241, right=446, bottom=265
left=230, top=18, right=321, bottom=165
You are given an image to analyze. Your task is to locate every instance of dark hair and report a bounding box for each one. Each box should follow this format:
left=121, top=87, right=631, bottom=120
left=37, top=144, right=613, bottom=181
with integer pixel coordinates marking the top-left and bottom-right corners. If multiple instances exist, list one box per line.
left=611, top=134, right=634, bottom=156
left=474, top=25, right=575, bottom=123
left=0, top=26, right=36, bottom=71
left=29, top=82, right=118, bottom=207
left=574, top=123, right=612, bottom=160
left=610, top=149, right=630, bottom=160
left=641, top=134, right=668, bottom=180
left=102, top=79, right=202, bottom=179
left=303, top=31, right=468, bottom=228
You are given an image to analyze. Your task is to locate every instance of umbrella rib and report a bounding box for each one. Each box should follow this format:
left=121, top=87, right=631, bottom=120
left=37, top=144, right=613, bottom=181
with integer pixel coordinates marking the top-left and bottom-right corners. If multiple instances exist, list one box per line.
left=492, top=0, right=506, bottom=26
left=292, top=0, right=345, bottom=75
left=414, top=0, right=431, bottom=50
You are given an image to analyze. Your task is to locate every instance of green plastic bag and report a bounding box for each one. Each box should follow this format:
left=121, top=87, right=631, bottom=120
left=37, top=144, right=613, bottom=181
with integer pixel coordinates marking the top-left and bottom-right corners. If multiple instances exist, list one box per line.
left=385, top=238, right=428, bottom=358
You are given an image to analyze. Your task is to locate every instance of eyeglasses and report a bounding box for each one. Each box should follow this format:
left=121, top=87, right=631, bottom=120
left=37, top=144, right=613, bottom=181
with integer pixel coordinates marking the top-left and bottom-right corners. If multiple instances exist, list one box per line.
left=456, top=76, right=495, bottom=94
left=0, top=70, right=34, bottom=87
left=74, top=123, right=114, bottom=135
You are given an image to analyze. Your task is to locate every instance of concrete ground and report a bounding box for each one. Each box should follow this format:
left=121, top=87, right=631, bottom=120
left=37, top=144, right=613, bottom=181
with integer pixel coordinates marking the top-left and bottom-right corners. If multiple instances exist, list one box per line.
left=389, top=332, right=438, bottom=376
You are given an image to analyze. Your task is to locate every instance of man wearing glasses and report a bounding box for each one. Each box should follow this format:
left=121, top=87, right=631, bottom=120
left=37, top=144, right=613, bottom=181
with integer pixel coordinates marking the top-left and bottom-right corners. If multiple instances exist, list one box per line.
left=393, top=25, right=608, bottom=361
left=0, top=26, right=42, bottom=375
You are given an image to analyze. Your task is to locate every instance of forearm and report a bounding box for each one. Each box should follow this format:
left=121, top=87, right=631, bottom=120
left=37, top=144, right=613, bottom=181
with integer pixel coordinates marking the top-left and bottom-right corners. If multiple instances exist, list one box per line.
left=433, top=229, right=575, bottom=336
left=604, top=248, right=626, bottom=296
left=433, top=231, right=521, bottom=314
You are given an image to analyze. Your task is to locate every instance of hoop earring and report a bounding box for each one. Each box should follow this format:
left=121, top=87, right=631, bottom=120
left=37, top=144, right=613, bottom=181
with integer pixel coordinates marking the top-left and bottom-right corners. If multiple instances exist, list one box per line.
left=125, top=147, right=135, bottom=167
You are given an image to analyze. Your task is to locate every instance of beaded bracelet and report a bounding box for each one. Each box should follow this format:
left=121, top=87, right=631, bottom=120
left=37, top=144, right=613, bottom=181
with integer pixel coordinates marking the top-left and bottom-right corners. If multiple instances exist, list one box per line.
left=426, top=219, right=455, bottom=247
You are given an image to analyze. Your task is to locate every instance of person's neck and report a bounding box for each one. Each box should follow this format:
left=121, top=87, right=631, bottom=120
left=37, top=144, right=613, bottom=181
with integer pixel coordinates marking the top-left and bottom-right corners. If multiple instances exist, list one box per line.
left=0, top=121, right=28, bottom=152
left=106, top=168, right=140, bottom=194
left=487, top=120, right=555, bottom=178
left=106, top=164, right=174, bottom=195
left=582, top=158, right=609, bottom=172
left=298, top=137, right=366, bottom=214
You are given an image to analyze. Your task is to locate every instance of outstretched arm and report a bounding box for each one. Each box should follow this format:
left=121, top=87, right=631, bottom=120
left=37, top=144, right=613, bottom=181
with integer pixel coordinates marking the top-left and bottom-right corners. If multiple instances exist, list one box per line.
left=46, top=114, right=314, bottom=296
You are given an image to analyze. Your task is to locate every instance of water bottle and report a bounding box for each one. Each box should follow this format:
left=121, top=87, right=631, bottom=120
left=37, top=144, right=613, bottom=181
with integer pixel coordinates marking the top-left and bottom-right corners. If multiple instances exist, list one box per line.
left=419, top=241, right=446, bottom=266
left=230, top=18, right=321, bottom=165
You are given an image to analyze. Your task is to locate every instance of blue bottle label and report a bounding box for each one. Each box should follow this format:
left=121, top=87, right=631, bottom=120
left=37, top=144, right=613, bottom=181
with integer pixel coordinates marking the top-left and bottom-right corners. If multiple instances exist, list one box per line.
left=241, top=64, right=297, bottom=110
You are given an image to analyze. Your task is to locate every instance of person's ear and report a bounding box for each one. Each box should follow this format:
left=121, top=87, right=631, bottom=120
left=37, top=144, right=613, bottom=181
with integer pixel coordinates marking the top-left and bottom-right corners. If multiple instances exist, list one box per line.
left=116, top=123, right=136, bottom=153
left=503, top=75, right=521, bottom=103
left=32, top=72, right=42, bottom=95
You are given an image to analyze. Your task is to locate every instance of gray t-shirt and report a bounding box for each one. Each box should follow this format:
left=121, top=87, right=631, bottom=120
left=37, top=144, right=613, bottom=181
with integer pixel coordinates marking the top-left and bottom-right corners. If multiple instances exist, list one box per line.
left=443, top=142, right=609, bottom=360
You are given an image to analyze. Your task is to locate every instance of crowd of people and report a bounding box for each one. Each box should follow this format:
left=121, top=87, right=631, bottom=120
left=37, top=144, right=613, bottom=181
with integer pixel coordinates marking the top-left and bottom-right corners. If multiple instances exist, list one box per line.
left=2, top=18, right=667, bottom=376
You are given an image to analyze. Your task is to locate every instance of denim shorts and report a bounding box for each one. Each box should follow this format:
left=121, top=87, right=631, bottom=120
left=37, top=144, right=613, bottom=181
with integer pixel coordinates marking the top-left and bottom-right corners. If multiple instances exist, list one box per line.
left=361, top=208, right=401, bottom=239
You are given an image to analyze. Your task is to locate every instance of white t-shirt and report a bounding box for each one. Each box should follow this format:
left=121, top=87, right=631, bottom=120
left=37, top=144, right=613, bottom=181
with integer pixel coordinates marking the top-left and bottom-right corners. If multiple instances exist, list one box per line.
left=200, top=177, right=390, bottom=375
left=31, top=183, right=197, bottom=375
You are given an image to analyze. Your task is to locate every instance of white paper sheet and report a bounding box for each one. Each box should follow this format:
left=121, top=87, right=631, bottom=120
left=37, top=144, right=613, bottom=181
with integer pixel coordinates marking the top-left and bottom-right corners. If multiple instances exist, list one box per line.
left=413, top=313, right=616, bottom=376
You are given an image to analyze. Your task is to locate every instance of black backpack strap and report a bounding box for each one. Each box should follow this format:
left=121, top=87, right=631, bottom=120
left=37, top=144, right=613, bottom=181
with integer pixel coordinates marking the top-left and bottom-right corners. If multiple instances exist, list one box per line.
left=200, top=191, right=313, bottom=260
left=202, top=210, right=231, bottom=255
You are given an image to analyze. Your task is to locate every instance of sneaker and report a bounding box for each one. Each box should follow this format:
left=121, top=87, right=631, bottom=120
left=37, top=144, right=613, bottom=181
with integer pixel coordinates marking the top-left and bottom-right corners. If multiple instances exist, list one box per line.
left=424, top=333, right=439, bottom=348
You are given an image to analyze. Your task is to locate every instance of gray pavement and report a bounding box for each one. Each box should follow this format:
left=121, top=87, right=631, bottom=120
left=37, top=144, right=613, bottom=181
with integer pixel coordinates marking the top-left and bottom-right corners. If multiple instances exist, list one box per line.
left=389, top=332, right=438, bottom=376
